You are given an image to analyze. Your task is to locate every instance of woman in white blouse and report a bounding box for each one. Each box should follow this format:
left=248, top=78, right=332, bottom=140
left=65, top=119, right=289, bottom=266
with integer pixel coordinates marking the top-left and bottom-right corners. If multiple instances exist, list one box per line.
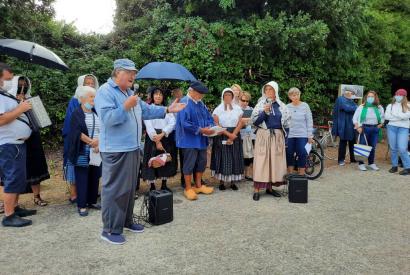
left=211, top=88, right=244, bottom=191
left=142, top=87, right=177, bottom=191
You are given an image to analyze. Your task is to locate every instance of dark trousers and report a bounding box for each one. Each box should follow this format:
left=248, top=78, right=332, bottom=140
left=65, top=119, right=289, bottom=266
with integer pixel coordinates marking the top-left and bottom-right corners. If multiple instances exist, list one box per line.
left=358, top=125, right=379, bottom=165
left=286, top=137, right=308, bottom=168
left=74, top=165, right=101, bottom=208
left=179, top=148, right=185, bottom=187
left=338, top=138, right=356, bottom=163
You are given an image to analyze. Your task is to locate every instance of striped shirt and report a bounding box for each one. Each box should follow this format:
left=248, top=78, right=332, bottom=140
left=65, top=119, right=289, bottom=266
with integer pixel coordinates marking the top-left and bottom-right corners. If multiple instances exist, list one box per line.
left=287, top=102, right=314, bottom=138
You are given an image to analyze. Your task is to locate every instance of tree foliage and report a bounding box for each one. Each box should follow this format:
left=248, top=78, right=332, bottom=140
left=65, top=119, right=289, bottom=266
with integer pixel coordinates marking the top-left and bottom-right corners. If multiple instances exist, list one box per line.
left=0, top=0, right=409, bottom=144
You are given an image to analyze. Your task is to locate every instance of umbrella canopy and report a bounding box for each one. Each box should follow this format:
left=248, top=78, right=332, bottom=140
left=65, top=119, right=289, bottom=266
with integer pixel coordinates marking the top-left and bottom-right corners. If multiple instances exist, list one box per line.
left=136, top=62, right=196, bottom=82
left=0, top=39, right=69, bottom=71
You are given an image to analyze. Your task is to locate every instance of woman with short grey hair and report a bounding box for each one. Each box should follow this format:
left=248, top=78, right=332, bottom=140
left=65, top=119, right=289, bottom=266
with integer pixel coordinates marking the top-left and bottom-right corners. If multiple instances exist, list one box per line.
left=286, top=87, right=314, bottom=175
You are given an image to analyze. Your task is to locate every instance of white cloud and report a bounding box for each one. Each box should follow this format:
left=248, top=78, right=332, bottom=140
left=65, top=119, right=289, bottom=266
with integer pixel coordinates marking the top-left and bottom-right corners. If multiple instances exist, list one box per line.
left=53, top=0, right=116, bottom=34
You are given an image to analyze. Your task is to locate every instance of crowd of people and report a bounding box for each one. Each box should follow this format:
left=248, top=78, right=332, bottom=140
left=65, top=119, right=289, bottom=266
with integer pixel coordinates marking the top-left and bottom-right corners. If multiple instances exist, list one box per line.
left=0, top=59, right=409, bottom=245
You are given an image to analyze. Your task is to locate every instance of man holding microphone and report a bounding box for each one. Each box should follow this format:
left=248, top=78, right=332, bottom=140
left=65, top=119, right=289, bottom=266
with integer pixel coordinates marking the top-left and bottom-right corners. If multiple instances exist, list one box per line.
left=95, top=59, right=185, bottom=245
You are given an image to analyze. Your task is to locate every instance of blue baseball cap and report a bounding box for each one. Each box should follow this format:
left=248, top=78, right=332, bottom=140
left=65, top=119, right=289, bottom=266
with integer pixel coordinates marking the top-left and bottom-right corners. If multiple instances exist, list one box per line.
left=190, top=81, right=209, bottom=94
left=113, top=59, right=137, bottom=71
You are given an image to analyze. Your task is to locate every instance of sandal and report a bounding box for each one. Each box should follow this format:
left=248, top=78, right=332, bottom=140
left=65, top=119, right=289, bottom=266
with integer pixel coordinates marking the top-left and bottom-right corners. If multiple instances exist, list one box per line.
left=34, top=195, right=48, bottom=207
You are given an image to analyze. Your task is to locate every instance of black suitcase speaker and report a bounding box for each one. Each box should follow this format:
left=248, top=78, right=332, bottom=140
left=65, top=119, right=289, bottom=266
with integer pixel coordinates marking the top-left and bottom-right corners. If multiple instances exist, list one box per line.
left=287, top=175, right=308, bottom=203
left=148, top=190, right=174, bottom=225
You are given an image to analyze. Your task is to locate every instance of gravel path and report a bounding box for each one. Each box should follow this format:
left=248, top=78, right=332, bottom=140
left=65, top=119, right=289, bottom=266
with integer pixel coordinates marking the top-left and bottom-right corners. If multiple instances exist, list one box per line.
left=0, top=163, right=409, bottom=275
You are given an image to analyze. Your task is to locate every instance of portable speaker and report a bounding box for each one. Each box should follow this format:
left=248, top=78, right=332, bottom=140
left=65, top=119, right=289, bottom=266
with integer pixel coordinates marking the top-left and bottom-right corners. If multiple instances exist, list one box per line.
left=148, top=190, right=173, bottom=225
left=287, top=175, right=308, bottom=203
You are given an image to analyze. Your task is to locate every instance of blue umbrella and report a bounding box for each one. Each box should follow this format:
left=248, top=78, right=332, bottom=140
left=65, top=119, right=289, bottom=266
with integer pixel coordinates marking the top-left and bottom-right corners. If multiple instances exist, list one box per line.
left=136, top=61, right=197, bottom=82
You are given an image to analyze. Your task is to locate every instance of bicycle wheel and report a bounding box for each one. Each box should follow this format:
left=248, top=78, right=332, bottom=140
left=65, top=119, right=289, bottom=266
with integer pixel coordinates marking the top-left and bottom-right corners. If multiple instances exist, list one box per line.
left=312, top=137, right=324, bottom=158
left=305, top=151, right=324, bottom=180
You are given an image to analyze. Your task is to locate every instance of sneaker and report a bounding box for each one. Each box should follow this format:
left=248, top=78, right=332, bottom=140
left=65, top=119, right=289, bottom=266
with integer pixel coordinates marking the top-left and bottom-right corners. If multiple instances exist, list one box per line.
left=399, top=168, right=410, bottom=176
left=193, top=185, right=214, bottom=195
left=78, top=208, right=89, bottom=217
left=358, top=164, right=367, bottom=171
left=14, top=206, right=37, bottom=217
left=100, top=232, right=126, bottom=245
left=389, top=167, right=398, bottom=173
left=124, top=223, right=144, bottom=233
left=88, top=203, right=101, bottom=210
left=2, top=213, right=32, bottom=227
left=368, top=164, right=380, bottom=171
left=184, top=189, right=198, bottom=200
left=338, top=161, right=345, bottom=166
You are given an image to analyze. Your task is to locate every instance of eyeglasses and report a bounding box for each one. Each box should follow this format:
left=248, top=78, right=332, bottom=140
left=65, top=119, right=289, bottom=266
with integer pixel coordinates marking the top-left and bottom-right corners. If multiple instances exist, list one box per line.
left=240, top=99, right=249, bottom=102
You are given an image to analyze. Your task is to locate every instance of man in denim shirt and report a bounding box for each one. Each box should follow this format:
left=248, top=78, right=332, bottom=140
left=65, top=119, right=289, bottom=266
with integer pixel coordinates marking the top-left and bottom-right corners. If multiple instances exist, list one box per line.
left=95, top=59, right=185, bottom=245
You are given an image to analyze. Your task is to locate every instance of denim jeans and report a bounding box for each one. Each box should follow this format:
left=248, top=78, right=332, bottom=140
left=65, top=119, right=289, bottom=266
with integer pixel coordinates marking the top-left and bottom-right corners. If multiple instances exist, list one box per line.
left=358, top=125, right=379, bottom=165
left=387, top=125, right=410, bottom=169
left=286, top=137, right=308, bottom=168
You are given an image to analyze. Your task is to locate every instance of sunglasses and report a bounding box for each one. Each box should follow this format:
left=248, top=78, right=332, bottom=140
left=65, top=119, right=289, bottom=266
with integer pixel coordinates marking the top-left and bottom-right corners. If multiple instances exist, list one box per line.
left=240, top=99, right=249, bottom=102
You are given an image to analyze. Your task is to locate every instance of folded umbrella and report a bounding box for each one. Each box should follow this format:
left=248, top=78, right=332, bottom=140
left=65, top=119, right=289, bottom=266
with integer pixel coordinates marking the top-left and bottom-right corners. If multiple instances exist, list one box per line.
left=0, top=39, right=69, bottom=71
left=136, top=61, right=196, bottom=82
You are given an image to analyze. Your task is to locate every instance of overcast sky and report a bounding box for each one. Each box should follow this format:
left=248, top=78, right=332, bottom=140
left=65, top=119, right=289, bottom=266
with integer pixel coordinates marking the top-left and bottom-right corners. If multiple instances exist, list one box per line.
left=53, top=0, right=116, bottom=34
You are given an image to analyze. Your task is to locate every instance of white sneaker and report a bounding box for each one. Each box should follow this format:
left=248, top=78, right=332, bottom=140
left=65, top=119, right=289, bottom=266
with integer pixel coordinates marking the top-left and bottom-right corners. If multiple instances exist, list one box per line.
left=368, top=164, right=380, bottom=171
left=358, top=164, right=367, bottom=171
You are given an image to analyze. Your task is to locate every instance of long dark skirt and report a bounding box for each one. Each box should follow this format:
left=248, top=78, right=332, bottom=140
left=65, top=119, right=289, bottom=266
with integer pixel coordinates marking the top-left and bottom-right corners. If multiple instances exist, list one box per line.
left=142, top=130, right=177, bottom=181
left=210, top=128, right=244, bottom=182
left=23, top=131, right=50, bottom=193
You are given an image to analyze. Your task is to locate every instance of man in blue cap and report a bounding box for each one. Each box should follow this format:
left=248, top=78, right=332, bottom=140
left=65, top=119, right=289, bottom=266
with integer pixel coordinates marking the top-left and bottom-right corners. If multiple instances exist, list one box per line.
left=95, top=59, right=185, bottom=245
left=176, top=81, right=216, bottom=200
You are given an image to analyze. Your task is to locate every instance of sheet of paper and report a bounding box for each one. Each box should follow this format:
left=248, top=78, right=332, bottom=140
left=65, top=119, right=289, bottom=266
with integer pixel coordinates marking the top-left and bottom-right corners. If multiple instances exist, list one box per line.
left=89, top=149, right=102, bottom=166
left=204, top=126, right=226, bottom=137
left=305, top=143, right=312, bottom=154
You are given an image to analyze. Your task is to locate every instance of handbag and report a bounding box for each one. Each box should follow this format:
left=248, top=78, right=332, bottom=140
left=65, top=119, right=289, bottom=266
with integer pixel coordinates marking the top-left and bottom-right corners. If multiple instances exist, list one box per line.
left=354, top=134, right=372, bottom=162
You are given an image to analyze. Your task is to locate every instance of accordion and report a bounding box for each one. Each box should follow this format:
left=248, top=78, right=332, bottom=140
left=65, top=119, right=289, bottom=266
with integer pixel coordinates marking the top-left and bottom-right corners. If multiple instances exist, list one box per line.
left=25, top=96, right=52, bottom=131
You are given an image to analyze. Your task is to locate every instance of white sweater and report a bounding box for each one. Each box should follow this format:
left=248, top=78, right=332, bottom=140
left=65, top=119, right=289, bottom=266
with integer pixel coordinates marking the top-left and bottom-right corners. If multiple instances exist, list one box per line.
left=385, top=103, right=410, bottom=128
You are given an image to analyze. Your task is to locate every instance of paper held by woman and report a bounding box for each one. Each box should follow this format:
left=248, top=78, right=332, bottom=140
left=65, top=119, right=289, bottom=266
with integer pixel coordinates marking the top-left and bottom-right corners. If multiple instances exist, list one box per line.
left=204, top=126, right=226, bottom=137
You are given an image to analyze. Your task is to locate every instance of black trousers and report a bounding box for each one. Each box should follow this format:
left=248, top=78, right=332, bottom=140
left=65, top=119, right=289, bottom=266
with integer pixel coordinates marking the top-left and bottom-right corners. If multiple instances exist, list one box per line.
left=338, top=139, right=356, bottom=163
left=74, top=165, right=101, bottom=208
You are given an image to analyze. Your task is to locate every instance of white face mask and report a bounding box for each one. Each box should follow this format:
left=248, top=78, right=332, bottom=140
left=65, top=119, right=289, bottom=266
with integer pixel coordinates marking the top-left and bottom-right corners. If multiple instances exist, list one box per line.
left=2, top=80, right=13, bottom=92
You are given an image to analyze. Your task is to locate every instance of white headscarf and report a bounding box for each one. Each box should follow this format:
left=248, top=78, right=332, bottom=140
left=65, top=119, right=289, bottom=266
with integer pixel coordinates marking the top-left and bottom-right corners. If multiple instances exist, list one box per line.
left=7, top=75, right=32, bottom=97
left=217, top=87, right=235, bottom=111
left=74, top=74, right=99, bottom=99
left=252, top=80, right=291, bottom=130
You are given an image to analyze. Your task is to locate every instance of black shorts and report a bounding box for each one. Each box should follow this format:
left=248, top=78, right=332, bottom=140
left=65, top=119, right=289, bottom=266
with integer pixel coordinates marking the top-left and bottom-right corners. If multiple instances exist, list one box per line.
left=0, top=143, right=27, bottom=193
left=182, top=148, right=207, bottom=175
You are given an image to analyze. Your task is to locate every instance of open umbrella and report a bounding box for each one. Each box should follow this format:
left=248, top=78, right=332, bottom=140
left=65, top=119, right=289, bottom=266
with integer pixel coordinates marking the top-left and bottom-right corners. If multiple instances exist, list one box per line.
left=0, top=39, right=69, bottom=71
left=136, top=61, right=196, bottom=82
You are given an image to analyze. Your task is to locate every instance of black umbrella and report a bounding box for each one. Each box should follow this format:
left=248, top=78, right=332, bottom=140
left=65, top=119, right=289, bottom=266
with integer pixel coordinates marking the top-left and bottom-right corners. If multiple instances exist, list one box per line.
left=0, top=39, right=69, bottom=71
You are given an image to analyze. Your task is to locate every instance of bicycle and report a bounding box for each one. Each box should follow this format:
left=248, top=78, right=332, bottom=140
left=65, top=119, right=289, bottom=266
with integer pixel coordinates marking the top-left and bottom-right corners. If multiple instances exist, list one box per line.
left=313, top=121, right=339, bottom=161
left=292, top=149, right=324, bottom=180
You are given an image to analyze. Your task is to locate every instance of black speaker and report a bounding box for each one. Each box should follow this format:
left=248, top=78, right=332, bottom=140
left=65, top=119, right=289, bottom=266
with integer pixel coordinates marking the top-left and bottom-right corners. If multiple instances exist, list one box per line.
left=288, top=175, right=308, bottom=203
left=148, top=190, right=173, bottom=225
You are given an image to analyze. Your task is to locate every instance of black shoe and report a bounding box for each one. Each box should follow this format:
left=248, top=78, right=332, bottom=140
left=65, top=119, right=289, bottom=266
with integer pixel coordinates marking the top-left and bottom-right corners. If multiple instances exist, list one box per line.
left=219, top=183, right=226, bottom=191
left=150, top=183, right=156, bottom=191
left=181, top=177, right=186, bottom=189
left=2, top=213, right=32, bottom=227
left=245, top=176, right=253, bottom=181
left=266, top=189, right=281, bottom=197
left=399, top=168, right=410, bottom=176
left=14, top=206, right=37, bottom=217
left=88, top=203, right=101, bottom=210
left=253, top=193, right=260, bottom=201
left=230, top=183, right=238, bottom=191
left=161, top=183, right=173, bottom=193
left=389, top=167, right=398, bottom=173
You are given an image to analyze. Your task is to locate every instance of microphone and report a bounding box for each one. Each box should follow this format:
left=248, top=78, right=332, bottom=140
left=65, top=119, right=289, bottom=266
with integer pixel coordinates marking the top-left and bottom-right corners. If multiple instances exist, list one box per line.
left=133, top=83, right=140, bottom=95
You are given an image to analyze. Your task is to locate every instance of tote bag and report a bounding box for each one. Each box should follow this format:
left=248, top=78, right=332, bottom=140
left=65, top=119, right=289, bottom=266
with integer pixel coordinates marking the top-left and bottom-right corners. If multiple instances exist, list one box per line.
left=354, top=134, right=372, bottom=162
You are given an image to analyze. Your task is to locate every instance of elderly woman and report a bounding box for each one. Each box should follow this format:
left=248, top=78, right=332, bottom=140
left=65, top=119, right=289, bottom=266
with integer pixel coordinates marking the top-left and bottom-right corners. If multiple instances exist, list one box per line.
left=352, top=91, right=385, bottom=171
left=211, top=88, right=244, bottom=190
left=67, top=86, right=101, bottom=217
left=332, top=88, right=357, bottom=166
left=63, top=74, right=99, bottom=204
left=8, top=75, right=50, bottom=206
left=286, top=88, right=314, bottom=175
left=239, top=91, right=255, bottom=180
left=142, top=87, right=177, bottom=191
left=251, top=81, right=290, bottom=201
